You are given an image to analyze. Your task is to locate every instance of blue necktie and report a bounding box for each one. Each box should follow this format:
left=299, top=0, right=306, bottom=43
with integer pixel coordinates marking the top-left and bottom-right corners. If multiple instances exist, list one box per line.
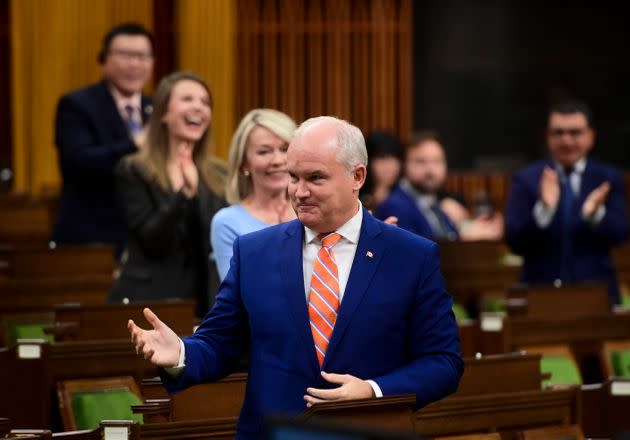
left=124, top=105, right=143, bottom=135
left=559, top=167, right=575, bottom=282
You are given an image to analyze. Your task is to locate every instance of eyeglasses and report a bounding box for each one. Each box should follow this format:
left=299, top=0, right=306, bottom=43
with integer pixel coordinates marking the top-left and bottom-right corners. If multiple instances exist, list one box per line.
left=549, top=128, right=587, bottom=138
left=108, top=49, right=153, bottom=62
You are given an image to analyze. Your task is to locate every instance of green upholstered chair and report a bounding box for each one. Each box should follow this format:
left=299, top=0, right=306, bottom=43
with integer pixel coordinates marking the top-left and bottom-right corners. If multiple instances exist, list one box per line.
left=452, top=303, right=470, bottom=323
left=540, top=355, right=583, bottom=388
left=57, top=376, right=143, bottom=431
left=601, top=340, right=630, bottom=378
left=8, top=322, right=54, bottom=346
left=522, top=344, right=582, bottom=388
left=610, top=350, right=630, bottom=377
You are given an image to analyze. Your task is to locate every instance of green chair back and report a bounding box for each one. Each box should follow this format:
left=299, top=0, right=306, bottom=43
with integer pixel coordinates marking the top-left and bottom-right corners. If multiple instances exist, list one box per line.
left=452, top=303, right=470, bottom=323
left=611, top=350, right=630, bottom=377
left=71, top=388, right=143, bottom=430
left=8, top=323, right=54, bottom=346
left=540, top=355, right=582, bottom=388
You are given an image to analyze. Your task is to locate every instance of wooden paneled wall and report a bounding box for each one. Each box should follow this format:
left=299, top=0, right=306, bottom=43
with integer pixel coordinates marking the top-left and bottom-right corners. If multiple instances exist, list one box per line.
left=235, top=0, right=412, bottom=139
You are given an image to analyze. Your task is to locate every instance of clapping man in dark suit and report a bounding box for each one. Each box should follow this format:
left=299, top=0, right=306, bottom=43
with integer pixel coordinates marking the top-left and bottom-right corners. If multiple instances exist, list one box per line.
left=52, top=23, right=154, bottom=256
left=128, top=116, right=463, bottom=440
left=505, top=99, right=629, bottom=304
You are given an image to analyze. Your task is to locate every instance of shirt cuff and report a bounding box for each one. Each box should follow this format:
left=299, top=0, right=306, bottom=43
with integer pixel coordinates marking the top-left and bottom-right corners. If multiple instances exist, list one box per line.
left=163, top=338, right=186, bottom=377
left=533, top=199, right=556, bottom=228
left=583, top=205, right=606, bottom=226
left=366, top=379, right=383, bottom=398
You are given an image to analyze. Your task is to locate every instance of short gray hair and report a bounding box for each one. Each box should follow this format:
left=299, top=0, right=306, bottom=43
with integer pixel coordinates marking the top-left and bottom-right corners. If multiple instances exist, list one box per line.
left=295, top=116, right=368, bottom=172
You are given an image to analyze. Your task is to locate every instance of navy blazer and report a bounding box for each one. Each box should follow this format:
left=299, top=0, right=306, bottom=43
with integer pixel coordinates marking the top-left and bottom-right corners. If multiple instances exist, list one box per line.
left=52, top=81, right=151, bottom=254
left=161, top=210, right=463, bottom=439
left=505, top=158, right=629, bottom=303
left=375, top=184, right=459, bottom=241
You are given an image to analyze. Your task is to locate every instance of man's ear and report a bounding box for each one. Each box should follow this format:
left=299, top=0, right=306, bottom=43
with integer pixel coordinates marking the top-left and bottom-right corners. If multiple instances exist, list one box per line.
left=352, top=164, right=367, bottom=191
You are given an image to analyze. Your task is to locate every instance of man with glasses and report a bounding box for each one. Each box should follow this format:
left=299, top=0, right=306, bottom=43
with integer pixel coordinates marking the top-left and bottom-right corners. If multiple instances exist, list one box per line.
left=52, top=23, right=154, bottom=257
left=505, top=99, right=628, bottom=305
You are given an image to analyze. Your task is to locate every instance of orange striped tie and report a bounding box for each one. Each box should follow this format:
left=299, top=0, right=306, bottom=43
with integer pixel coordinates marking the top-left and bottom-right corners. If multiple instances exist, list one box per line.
left=308, top=232, right=342, bottom=367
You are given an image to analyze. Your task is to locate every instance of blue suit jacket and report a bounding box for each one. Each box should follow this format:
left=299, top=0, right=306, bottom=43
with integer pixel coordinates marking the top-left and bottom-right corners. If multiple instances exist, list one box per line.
left=52, top=81, right=151, bottom=255
left=162, top=210, right=463, bottom=439
left=375, top=184, right=459, bottom=241
left=505, top=159, right=629, bottom=303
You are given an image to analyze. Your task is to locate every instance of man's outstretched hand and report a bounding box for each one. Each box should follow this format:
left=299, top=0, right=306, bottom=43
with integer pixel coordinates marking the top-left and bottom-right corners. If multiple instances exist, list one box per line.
left=128, top=308, right=181, bottom=367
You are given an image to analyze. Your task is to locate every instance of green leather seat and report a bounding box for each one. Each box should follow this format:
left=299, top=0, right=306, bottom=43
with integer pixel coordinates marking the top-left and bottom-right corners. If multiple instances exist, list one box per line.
left=611, top=350, right=630, bottom=377
left=540, top=356, right=582, bottom=388
left=71, top=388, right=143, bottom=430
left=8, top=323, right=54, bottom=346
left=452, top=303, right=470, bottom=323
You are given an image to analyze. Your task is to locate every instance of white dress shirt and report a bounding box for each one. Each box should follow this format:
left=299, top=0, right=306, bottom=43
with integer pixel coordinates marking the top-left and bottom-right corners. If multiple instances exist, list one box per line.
left=108, top=84, right=143, bottom=129
left=302, top=203, right=362, bottom=300
left=168, top=201, right=383, bottom=398
left=533, top=158, right=606, bottom=228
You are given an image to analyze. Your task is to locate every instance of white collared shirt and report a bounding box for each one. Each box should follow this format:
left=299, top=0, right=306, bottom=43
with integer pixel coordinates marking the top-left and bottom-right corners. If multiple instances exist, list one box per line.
left=302, top=203, right=363, bottom=300
left=108, top=84, right=143, bottom=128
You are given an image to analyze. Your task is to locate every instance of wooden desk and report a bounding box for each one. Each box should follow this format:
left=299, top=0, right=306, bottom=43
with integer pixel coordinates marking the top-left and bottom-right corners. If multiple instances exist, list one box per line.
left=47, top=301, right=196, bottom=342
left=505, top=283, right=610, bottom=319
left=0, top=339, right=157, bottom=430
left=416, top=388, right=580, bottom=438
left=438, top=241, right=520, bottom=313
left=0, top=275, right=112, bottom=308
left=580, top=379, right=630, bottom=438
left=0, top=245, right=115, bottom=279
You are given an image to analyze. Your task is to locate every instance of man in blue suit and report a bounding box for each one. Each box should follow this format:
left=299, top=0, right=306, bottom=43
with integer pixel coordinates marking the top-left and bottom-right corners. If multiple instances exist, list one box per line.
left=52, top=23, right=154, bottom=256
left=505, top=99, right=628, bottom=304
left=128, top=116, right=463, bottom=439
left=376, top=131, right=502, bottom=242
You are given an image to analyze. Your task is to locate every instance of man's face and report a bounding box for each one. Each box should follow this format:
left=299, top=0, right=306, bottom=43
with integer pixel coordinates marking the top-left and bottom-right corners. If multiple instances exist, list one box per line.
left=287, top=122, right=365, bottom=233
left=547, top=112, right=594, bottom=167
left=404, top=140, right=447, bottom=194
left=102, top=34, right=153, bottom=96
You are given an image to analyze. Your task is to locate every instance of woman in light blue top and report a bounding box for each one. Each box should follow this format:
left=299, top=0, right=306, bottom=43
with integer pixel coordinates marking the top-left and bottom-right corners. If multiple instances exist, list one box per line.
left=211, top=109, right=297, bottom=280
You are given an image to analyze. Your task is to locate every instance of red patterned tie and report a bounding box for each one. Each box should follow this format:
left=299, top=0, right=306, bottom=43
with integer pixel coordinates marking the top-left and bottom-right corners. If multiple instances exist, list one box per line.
left=308, top=232, right=342, bottom=367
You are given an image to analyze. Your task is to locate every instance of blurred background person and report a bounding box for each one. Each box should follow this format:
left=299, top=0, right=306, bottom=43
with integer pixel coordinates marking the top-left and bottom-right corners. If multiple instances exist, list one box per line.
left=52, top=23, right=154, bottom=257
left=109, top=71, right=225, bottom=318
left=505, top=99, right=628, bottom=305
left=376, top=130, right=503, bottom=242
left=211, top=108, right=297, bottom=281
left=359, top=129, right=403, bottom=212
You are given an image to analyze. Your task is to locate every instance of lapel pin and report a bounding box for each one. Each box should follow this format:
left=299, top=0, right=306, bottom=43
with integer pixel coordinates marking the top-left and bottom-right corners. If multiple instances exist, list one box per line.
left=366, top=251, right=374, bottom=258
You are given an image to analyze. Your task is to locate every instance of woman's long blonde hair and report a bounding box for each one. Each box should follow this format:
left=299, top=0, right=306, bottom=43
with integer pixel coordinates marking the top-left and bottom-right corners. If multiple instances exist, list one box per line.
left=126, top=71, right=223, bottom=196
left=225, top=108, right=297, bottom=204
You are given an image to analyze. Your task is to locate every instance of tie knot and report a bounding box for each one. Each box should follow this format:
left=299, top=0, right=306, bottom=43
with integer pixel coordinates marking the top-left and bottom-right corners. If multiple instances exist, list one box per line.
left=318, top=232, right=341, bottom=249
left=124, top=104, right=135, bottom=115
left=563, top=166, right=574, bottom=177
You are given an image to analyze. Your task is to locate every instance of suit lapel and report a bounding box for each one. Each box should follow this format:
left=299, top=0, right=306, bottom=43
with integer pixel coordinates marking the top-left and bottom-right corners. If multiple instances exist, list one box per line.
left=322, top=211, right=384, bottom=369
left=280, top=221, right=320, bottom=373
left=578, top=160, right=597, bottom=206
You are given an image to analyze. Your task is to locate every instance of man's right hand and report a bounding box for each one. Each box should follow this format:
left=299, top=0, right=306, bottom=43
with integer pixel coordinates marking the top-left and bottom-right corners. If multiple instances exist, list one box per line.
left=540, top=166, right=560, bottom=209
left=128, top=308, right=181, bottom=367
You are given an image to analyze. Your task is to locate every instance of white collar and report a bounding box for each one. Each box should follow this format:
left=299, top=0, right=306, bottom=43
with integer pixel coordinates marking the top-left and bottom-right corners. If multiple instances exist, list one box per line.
left=554, top=157, right=587, bottom=175
left=304, top=201, right=363, bottom=245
